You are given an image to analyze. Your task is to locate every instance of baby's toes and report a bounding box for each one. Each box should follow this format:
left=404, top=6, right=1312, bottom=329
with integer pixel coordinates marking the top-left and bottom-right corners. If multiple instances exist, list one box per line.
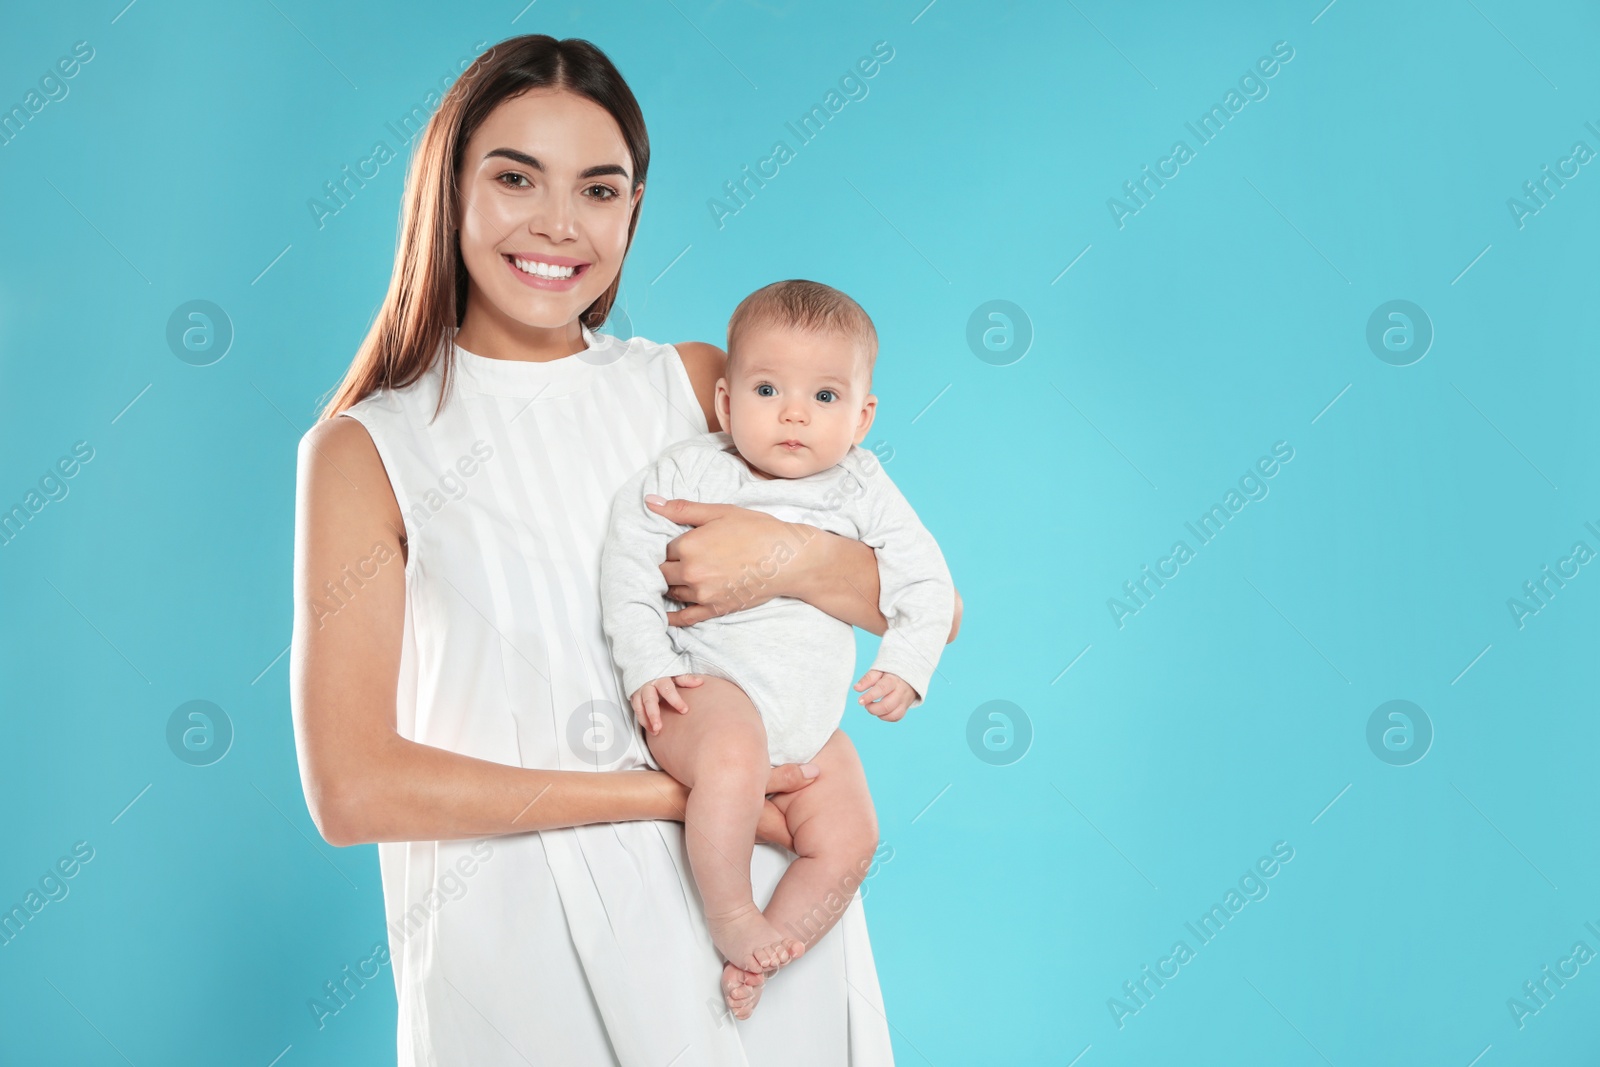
left=755, top=938, right=802, bottom=971
left=721, top=962, right=762, bottom=1017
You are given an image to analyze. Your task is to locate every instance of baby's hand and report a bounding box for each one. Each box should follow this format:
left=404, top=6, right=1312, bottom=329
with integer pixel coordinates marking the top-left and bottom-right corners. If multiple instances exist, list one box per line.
left=853, top=670, right=917, bottom=722
left=630, top=674, right=703, bottom=735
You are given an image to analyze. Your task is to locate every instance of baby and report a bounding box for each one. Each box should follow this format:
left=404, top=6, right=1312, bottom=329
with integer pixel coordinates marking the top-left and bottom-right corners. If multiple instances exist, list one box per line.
left=598, top=279, right=955, bottom=1010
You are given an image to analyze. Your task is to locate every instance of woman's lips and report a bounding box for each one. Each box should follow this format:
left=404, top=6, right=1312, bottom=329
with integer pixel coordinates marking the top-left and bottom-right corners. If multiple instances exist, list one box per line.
left=503, top=254, right=588, bottom=291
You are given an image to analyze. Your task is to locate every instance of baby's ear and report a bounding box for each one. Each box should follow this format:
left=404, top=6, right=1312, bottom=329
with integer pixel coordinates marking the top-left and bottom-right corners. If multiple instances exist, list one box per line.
left=854, top=395, right=878, bottom=442
left=713, top=378, right=732, bottom=433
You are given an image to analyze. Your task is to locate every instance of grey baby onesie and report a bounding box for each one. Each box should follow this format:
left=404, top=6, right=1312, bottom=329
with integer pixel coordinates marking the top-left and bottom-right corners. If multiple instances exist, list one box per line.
left=599, top=430, right=955, bottom=766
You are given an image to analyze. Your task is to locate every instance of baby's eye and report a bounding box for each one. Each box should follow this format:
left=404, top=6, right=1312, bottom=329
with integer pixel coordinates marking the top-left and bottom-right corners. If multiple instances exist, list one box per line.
left=756, top=384, right=776, bottom=397
left=816, top=389, right=837, bottom=403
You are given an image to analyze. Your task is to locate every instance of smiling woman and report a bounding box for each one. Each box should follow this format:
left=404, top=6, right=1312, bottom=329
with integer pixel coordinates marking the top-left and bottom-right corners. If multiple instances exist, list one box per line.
left=462, top=132, right=636, bottom=303
left=316, top=47, right=648, bottom=419
left=292, top=32, right=901, bottom=1067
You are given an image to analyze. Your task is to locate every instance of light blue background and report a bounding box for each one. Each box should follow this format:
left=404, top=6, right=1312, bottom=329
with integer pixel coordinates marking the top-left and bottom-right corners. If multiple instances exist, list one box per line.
left=2, top=1, right=1597, bottom=1064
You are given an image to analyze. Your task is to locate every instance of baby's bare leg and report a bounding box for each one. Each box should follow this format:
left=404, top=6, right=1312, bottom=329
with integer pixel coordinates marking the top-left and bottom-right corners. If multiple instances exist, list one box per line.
left=646, top=675, right=806, bottom=977
left=763, top=729, right=880, bottom=951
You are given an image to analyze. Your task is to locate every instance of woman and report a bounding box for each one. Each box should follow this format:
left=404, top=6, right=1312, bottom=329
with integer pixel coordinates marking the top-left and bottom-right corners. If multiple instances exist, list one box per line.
left=290, top=34, right=961, bottom=1066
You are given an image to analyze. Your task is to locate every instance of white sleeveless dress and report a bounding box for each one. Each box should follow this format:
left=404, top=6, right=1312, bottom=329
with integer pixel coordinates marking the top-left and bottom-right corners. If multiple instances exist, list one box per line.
left=339, top=324, right=896, bottom=1066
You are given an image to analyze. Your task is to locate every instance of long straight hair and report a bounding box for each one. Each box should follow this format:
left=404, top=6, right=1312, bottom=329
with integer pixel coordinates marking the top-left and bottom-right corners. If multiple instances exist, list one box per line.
left=319, top=35, right=650, bottom=421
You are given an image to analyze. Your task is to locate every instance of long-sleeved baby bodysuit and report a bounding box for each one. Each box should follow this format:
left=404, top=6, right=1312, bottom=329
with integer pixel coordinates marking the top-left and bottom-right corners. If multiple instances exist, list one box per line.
left=599, top=430, right=955, bottom=766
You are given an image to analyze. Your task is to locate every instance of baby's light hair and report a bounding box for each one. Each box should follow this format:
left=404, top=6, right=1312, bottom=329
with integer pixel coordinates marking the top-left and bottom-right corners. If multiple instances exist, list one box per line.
left=725, top=279, right=878, bottom=385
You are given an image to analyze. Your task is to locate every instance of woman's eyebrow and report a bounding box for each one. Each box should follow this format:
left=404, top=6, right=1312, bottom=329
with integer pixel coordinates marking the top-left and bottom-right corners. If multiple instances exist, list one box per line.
left=484, top=147, right=630, bottom=181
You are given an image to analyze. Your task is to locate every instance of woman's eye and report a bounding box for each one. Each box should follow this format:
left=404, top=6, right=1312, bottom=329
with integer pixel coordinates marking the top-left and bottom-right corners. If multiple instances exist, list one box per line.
left=816, top=390, right=836, bottom=403
left=497, top=172, right=531, bottom=189
left=587, top=184, right=620, bottom=201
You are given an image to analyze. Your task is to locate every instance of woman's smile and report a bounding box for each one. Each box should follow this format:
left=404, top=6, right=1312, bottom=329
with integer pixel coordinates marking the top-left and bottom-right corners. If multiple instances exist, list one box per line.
left=503, top=252, right=590, bottom=290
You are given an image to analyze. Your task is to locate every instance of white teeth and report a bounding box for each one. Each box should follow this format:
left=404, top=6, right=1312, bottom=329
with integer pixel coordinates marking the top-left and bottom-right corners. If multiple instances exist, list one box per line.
left=510, top=257, right=577, bottom=279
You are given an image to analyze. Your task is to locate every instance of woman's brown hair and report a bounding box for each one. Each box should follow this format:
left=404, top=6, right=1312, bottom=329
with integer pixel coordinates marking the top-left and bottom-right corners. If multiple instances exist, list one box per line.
left=319, top=35, right=650, bottom=421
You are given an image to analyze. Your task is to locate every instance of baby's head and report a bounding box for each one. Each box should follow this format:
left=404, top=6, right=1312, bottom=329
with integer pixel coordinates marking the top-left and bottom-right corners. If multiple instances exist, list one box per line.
left=714, top=279, right=878, bottom=480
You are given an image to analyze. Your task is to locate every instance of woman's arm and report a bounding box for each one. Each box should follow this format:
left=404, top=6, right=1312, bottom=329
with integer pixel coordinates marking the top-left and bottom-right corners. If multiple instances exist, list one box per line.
left=649, top=503, right=962, bottom=641
left=291, top=416, right=811, bottom=847
left=786, top=524, right=889, bottom=635
left=791, top=530, right=962, bottom=643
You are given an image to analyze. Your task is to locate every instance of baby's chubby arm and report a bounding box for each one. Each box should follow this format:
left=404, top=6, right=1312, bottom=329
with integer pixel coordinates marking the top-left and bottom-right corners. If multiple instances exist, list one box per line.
left=599, top=456, right=702, bottom=732
left=850, top=454, right=956, bottom=715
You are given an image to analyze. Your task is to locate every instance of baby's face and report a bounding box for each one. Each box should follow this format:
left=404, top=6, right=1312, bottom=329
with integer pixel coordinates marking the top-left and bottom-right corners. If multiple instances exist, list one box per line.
left=714, top=323, right=877, bottom=480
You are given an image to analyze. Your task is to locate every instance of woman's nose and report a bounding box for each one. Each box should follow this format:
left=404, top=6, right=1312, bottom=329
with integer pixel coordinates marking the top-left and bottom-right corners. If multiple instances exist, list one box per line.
left=529, top=194, right=577, bottom=241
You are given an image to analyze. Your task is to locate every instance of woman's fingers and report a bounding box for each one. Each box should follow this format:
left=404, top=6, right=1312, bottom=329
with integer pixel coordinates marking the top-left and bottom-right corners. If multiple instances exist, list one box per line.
left=755, top=799, right=794, bottom=850
left=666, top=602, right=722, bottom=627
left=764, top=762, right=820, bottom=797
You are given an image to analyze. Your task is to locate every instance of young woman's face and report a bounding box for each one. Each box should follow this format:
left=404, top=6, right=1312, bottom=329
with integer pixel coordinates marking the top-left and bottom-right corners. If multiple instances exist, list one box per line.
left=456, top=87, right=641, bottom=333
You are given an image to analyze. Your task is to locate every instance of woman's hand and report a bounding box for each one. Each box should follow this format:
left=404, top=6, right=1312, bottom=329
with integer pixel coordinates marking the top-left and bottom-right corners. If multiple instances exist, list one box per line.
left=645, top=495, right=805, bottom=625
left=754, top=761, right=821, bottom=851
left=642, top=493, right=968, bottom=641
left=756, top=801, right=794, bottom=850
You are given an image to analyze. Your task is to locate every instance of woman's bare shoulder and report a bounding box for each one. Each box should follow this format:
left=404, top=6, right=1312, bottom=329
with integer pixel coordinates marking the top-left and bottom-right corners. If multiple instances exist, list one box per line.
left=298, top=414, right=387, bottom=485
left=296, top=415, right=404, bottom=542
left=300, top=411, right=374, bottom=457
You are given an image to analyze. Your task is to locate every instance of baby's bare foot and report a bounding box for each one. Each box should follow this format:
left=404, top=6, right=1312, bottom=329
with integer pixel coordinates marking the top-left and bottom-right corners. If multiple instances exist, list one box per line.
left=722, top=961, right=764, bottom=1020
left=707, top=902, right=807, bottom=975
